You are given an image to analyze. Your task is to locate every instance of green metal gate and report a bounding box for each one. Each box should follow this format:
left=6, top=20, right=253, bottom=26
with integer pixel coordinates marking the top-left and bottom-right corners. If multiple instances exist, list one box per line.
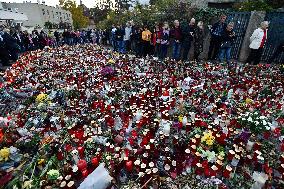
left=261, top=12, right=284, bottom=63
left=226, top=12, right=251, bottom=60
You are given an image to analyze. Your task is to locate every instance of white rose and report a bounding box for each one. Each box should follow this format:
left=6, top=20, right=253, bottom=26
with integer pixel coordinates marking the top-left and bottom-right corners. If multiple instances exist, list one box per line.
left=141, top=163, right=146, bottom=169
left=152, top=168, right=158, bottom=173
left=134, top=159, right=141, bottom=165
left=149, top=162, right=154, bottom=167
left=263, top=120, right=267, bottom=125
left=164, top=164, right=170, bottom=171
left=248, top=117, right=253, bottom=122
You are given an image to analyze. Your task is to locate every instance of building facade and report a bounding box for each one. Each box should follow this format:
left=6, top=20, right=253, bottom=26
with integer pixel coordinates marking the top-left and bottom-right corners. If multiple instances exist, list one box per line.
left=1, top=2, right=73, bottom=28
left=0, top=3, right=28, bottom=27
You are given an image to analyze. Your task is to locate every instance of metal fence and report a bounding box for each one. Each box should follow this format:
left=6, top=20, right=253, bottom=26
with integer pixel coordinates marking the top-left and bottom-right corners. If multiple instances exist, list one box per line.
left=226, top=12, right=251, bottom=60
left=261, top=12, right=284, bottom=63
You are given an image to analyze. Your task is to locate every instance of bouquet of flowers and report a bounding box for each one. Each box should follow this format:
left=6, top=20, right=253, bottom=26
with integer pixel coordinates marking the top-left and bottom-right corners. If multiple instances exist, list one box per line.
left=101, top=65, right=115, bottom=78
left=237, top=111, right=271, bottom=135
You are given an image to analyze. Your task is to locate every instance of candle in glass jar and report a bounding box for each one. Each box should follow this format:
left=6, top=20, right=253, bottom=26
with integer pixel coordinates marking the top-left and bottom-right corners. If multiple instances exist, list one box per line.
left=228, top=150, right=235, bottom=161
left=223, top=165, right=232, bottom=178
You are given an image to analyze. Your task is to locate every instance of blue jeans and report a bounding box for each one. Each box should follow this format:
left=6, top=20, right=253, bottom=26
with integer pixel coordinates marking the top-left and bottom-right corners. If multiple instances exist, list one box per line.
left=117, top=40, right=125, bottom=53
left=219, top=47, right=231, bottom=64
left=160, top=44, right=168, bottom=59
left=172, top=41, right=181, bottom=60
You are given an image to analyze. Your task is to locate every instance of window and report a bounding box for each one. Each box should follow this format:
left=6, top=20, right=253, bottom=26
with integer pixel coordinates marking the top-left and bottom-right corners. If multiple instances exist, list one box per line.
left=47, top=10, right=49, bottom=15
left=42, top=9, right=45, bottom=15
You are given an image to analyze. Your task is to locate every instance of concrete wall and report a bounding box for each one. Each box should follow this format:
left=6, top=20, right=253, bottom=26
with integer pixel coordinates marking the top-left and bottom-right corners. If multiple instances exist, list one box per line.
left=2, top=2, right=73, bottom=28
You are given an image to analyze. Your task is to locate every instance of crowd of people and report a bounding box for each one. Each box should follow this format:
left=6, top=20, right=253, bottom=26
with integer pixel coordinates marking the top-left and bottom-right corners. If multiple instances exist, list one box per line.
left=0, top=14, right=283, bottom=69
left=110, top=15, right=283, bottom=65
left=0, top=27, right=109, bottom=69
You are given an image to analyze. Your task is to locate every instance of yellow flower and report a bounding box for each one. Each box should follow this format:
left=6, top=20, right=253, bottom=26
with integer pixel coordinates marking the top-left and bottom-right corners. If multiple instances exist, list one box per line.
left=201, top=131, right=215, bottom=146
left=36, top=93, right=48, bottom=103
left=38, top=159, right=45, bottom=165
left=178, top=115, right=183, bottom=122
left=245, top=98, right=253, bottom=104
left=108, top=59, right=115, bottom=64
left=206, top=139, right=214, bottom=146
left=0, top=147, right=10, bottom=161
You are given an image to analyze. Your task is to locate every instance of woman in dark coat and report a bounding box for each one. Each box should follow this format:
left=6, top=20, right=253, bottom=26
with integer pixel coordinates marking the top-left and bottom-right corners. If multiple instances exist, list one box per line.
left=219, top=22, right=236, bottom=66
left=194, top=21, right=205, bottom=62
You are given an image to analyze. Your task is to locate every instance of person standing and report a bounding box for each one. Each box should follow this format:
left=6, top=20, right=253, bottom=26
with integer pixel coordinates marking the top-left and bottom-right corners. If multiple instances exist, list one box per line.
left=246, top=21, right=269, bottom=65
left=141, top=26, right=152, bottom=57
left=0, top=29, right=10, bottom=67
left=110, top=25, right=117, bottom=51
left=152, top=25, right=161, bottom=57
left=160, top=23, right=170, bottom=60
left=31, top=30, right=39, bottom=50
left=194, top=21, right=205, bottom=62
left=208, top=14, right=227, bottom=61
left=219, top=22, right=236, bottom=67
left=124, top=22, right=132, bottom=53
left=181, top=18, right=196, bottom=61
left=171, top=20, right=182, bottom=61
left=2, top=28, right=20, bottom=61
left=54, top=30, right=60, bottom=46
left=116, top=25, right=126, bottom=54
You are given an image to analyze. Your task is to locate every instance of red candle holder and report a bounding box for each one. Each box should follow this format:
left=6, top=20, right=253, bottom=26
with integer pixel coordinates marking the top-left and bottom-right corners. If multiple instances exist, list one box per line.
left=223, top=165, right=232, bottom=178
left=195, top=163, right=203, bottom=175
left=280, top=154, right=284, bottom=163
left=228, top=150, right=235, bottom=161
left=253, top=142, right=261, bottom=151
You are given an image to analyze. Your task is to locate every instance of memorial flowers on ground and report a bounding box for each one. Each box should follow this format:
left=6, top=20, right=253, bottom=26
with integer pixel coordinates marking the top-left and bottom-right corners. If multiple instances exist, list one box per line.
left=0, top=44, right=284, bottom=188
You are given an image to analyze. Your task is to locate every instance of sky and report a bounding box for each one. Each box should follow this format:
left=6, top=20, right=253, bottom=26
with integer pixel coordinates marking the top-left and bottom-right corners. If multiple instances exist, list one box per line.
left=1, top=0, right=149, bottom=8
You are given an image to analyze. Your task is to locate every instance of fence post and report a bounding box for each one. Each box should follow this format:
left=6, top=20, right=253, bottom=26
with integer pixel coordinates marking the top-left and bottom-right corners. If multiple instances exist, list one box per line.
left=239, top=11, right=266, bottom=62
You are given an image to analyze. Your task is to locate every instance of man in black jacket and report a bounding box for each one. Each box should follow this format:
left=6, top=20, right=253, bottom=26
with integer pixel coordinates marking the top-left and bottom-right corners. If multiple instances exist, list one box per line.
left=0, top=29, right=10, bottom=67
left=2, top=28, right=20, bottom=61
left=181, top=18, right=196, bottom=61
left=208, top=14, right=227, bottom=61
left=116, top=25, right=125, bottom=54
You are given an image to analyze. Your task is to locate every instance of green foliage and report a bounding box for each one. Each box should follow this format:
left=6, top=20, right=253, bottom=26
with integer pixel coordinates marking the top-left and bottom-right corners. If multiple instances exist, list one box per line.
left=96, top=0, right=229, bottom=30
left=59, top=0, right=89, bottom=29
left=194, top=8, right=229, bottom=25
left=44, top=21, right=53, bottom=29
left=265, top=0, right=284, bottom=9
left=234, top=0, right=273, bottom=12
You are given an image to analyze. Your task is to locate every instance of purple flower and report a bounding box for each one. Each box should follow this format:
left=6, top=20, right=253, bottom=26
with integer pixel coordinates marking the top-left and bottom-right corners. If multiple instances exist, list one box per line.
left=239, top=129, right=251, bottom=142
left=101, top=66, right=114, bottom=76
